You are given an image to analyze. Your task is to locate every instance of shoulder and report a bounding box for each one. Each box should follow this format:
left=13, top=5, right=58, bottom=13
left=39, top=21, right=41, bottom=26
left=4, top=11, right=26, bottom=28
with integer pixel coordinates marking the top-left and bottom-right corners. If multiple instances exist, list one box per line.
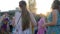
left=52, top=9, right=58, bottom=13
left=52, top=9, right=57, bottom=16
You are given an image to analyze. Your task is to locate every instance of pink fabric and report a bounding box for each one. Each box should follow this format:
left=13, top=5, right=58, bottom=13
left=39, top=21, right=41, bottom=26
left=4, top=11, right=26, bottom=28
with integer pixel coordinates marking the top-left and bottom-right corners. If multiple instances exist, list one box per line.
left=37, top=17, right=46, bottom=34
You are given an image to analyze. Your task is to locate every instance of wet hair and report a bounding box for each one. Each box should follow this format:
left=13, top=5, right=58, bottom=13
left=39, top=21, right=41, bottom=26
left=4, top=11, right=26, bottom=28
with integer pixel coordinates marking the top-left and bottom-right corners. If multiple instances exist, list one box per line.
left=19, top=1, right=26, bottom=8
left=19, top=1, right=30, bottom=31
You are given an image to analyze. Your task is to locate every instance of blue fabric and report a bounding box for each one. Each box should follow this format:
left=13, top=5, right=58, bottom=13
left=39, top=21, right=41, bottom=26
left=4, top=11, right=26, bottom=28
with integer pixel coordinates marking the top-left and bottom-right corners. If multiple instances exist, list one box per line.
left=47, top=10, right=60, bottom=34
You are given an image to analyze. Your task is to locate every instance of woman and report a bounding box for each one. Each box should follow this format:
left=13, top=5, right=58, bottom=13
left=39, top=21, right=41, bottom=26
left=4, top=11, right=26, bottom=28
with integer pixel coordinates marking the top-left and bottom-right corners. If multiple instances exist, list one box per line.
left=37, top=14, right=46, bottom=34
left=1, top=18, right=9, bottom=34
left=42, top=0, right=60, bottom=34
left=14, top=1, right=37, bottom=34
left=9, top=17, right=14, bottom=32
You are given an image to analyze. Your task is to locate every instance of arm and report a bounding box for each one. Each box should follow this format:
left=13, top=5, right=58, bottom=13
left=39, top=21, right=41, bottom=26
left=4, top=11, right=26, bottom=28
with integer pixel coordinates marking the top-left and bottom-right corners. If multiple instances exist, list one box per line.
left=45, top=10, right=57, bottom=26
left=29, top=11, right=37, bottom=26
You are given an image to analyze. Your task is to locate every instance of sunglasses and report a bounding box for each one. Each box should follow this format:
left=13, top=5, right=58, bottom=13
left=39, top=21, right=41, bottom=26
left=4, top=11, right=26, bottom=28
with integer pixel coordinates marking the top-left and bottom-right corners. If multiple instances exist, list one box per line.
left=20, top=5, right=23, bottom=7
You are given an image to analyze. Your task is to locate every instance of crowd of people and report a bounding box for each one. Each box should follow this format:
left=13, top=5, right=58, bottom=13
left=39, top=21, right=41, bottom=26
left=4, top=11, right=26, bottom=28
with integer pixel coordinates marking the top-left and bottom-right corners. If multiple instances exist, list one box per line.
left=37, top=0, right=60, bottom=34
left=0, top=13, right=15, bottom=34
left=0, top=0, right=60, bottom=34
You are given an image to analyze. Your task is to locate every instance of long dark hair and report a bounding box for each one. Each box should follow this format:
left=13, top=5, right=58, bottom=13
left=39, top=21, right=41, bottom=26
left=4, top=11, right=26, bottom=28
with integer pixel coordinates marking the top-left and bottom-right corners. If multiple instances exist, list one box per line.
left=51, top=0, right=60, bottom=13
left=51, top=0, right=59, bottom=9
left=19, top=1, right=30, bottom=31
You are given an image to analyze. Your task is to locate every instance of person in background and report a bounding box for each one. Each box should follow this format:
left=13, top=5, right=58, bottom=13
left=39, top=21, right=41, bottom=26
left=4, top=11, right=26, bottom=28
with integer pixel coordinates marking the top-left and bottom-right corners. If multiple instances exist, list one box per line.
left=37, top=14, right=46, bottom=34
left=8, top=16, right=15, bottom=34
left=0, top=15, right=5, bottom=29
left=0, top=14, right=5, bottom=33
left=0, top=16, right=1, bottom=33
left=34, top=15, right=41, bottom=34
left=1, top=18, right=9, bottom=34
left=42, top=0, right=60, bottom=34
left=12, top=17, right=15, bottom=34
left=14, top=0, right=37, bottom=34
left=4, top=13, right=9, bottom=20
left=12, top=17, right=15, bottom=27
left=9, top=17, right=14, bottom=33
left=4, top=13, right=10, bottom=33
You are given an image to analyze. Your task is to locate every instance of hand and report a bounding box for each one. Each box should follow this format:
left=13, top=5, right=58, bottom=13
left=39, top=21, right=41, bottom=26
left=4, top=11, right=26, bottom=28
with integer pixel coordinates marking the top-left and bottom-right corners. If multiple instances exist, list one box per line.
left=42, top=24, right=46, bottom=28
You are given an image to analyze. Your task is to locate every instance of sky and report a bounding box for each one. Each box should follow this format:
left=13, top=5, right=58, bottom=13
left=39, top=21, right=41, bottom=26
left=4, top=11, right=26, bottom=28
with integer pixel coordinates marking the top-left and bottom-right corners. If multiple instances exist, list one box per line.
left=0, top=0, right=21, bottom=11
left=0, top=0, right=54, bottom=14
left=36, top=0, right=54, bottom=14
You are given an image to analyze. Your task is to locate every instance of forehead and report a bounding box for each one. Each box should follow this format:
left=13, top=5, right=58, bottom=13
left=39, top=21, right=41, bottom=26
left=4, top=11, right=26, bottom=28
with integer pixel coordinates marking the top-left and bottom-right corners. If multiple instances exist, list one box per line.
left=19, top=1, right=23, bottom=5
left=19, top=1, right=26, bottom=5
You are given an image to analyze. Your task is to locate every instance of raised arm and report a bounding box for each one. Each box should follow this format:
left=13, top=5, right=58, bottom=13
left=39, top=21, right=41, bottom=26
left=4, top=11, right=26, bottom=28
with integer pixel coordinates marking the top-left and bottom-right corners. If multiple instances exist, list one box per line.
left=29, top=11, right=37, bottom=26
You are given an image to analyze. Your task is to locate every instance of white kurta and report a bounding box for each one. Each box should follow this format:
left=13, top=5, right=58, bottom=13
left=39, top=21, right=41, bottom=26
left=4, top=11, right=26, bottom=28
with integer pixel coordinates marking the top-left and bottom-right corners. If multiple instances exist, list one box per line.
left=13, top=11, right=37, bottom=34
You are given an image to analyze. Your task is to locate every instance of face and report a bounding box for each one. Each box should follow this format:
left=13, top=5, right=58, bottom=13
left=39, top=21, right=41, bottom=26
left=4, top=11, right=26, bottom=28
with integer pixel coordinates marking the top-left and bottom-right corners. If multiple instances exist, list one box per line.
left=19, top=2, right=23, bottom=9
left=19, top=1, right=26, bottom=10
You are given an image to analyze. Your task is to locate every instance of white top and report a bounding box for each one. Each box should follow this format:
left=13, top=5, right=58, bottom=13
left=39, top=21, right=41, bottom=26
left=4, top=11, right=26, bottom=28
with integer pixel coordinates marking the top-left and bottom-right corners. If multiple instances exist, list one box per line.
left=14, top=11, right=37, bottom=34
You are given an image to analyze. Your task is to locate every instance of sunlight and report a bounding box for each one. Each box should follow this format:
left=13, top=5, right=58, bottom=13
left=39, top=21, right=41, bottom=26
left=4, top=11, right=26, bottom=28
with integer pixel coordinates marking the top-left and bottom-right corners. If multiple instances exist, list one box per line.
left=36, top=0, right=54, bottom=15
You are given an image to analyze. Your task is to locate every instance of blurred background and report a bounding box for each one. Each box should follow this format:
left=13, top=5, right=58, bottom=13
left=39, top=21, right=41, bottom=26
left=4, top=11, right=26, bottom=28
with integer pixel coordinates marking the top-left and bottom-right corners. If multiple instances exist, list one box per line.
left=0, top=0, right=55, bottom=34
left=0, top=0, right=54, bottom=20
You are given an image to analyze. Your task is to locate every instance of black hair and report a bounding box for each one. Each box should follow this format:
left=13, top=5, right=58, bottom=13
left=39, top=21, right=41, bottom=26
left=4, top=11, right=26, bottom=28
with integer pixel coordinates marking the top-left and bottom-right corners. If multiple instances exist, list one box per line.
left=51, top=0, right=60, bottom=9
left=19, top=1, right=26, bottom=7
left=51, top=0, right=60, bottom=13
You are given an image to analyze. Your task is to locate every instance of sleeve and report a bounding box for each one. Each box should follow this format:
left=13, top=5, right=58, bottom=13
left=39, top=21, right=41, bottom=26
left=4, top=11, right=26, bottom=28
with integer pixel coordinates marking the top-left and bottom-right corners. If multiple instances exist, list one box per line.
left=29, top=11, right=37, bottom=26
